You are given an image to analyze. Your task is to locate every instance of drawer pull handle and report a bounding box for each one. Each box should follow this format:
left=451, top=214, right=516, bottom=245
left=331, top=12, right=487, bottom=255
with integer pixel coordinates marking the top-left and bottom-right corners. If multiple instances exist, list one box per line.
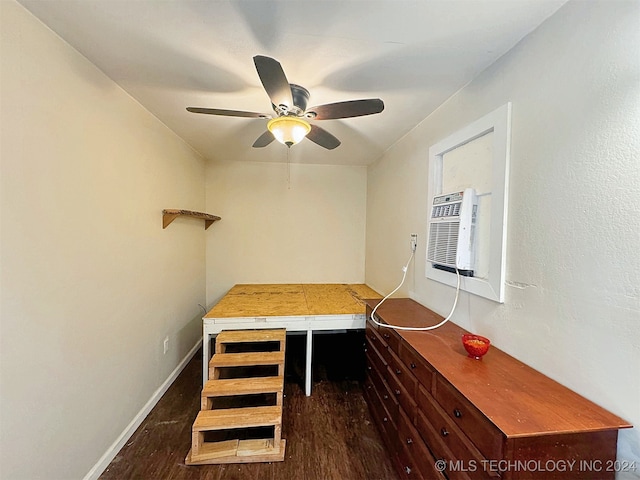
left=404, top=466, right=411, bottom=474
left=395, top=389, right=401, bottom=396
left=383, top=333, right=390, bottom=339
left=410, top=362, right=416, bottom=369
left=406, top=437, right=413, bottom=445
left=383, top=417, right=388, bottom=423
left=453, top=408, right=462, bottom=418
left=383, top=394, right=389, bottom=400
left=395, top=369, right=402, bottom=375
left=441, top=428, right=449, bottom=437
left=367, top=366, right=372, bottom=371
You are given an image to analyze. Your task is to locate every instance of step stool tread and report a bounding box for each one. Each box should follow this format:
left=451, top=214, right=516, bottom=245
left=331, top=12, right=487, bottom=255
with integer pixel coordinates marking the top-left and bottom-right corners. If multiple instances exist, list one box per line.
left=209, top=351, right=285, bottom=368
left=202, top=376, right=283, bottom=397
left=193, top=405, right=282, bottom=431
left=216, top=329, right=286, bottom=345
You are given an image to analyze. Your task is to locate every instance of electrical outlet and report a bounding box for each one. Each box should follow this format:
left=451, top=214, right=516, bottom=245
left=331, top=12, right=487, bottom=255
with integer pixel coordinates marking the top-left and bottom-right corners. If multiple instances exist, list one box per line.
left=410, top=233, right=418, bottom=252
left=163, top=336, right=169, bottom=354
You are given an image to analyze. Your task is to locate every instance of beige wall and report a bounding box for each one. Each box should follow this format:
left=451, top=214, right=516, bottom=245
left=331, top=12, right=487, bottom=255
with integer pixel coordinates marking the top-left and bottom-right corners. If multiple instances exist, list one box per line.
left=3, top=0, right=638, bottom=478
left=0, top=2, right=206, bottom=479
left=205, top=160, right=367, bottom=305
left=366, top=0, right=640, bottom=471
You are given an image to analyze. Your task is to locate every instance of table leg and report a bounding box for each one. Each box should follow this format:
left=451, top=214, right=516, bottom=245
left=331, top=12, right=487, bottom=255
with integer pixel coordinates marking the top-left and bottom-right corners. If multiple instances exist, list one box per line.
left=202, top=331, right=210, bottom=387
left=305, top=329, right=313, bottom=396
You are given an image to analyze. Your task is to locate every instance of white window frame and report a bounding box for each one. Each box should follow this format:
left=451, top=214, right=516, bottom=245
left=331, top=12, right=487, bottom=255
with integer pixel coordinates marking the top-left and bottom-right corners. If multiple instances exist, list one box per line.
left=426, top=103, right=511, bottom=303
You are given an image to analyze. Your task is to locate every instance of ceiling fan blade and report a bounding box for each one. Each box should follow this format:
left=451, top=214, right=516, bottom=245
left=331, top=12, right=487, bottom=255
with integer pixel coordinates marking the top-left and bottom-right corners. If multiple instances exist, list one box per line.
left=252, top=131, right=275, bottom=148
left=186, top=107, right=270, bottom=118
left=306, top=125, right=341, bottom=150
left=253, top=55, right=294, bottom=111
left=306, top=99, right=384, bottom=120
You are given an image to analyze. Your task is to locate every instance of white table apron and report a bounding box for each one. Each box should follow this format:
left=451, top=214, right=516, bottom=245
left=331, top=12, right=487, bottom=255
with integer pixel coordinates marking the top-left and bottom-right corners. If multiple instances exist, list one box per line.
left=202, top=313, right=367, bottom=396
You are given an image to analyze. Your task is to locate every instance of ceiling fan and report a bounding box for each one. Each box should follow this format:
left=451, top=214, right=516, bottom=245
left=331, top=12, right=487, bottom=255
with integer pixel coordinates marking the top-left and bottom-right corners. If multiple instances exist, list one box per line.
left=186, top=56, right=384, bottom=150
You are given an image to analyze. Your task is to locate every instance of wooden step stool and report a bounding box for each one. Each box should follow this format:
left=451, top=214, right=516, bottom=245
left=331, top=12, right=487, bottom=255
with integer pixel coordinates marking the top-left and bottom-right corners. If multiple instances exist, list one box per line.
left=185, top=329, right=286, bottom=465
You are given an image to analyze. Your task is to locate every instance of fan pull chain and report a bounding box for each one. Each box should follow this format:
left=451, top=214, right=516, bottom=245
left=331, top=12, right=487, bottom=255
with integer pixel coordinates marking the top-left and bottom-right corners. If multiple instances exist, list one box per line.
left=287, top=147, right=291, bottom=190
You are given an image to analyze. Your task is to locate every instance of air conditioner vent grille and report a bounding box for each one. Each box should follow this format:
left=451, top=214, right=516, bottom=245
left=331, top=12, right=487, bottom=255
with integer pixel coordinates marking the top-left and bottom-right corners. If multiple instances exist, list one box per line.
left=427, top=221, right=460, bottom=267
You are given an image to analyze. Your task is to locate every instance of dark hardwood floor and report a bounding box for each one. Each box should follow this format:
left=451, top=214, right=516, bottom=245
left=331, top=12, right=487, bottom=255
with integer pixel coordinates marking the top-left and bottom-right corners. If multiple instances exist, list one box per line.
left=100, top=332, right=400, bottom=480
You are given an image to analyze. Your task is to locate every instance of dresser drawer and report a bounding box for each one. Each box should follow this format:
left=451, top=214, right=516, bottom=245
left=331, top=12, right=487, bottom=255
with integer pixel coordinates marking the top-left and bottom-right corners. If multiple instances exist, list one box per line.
left=368, top=354, right=399, bottom=427
left=386, top=346, right=418, bottom=399
left=399, top=342, right=435, bottom=392
left=367, top=377, right=399, bottom=455
left=366, top=323, right=394, bottom=366
left=395, top=445, right=424, bottom=480
left=416, top=408, right=473, bottom=480
left=386, top=365, right=417, bottom=423
left=398, top=407, right=447, bottom=480
left=365, top=338, right=388, bottom=377
left=418, top=386, right=498, bottom=479
left=363, top=375, right=376, bottom=405
left=366, top=323, right=386, bottom=351
left=434, top=375, right=504, bottom=461
left=379, top=327, right=401, bottom=353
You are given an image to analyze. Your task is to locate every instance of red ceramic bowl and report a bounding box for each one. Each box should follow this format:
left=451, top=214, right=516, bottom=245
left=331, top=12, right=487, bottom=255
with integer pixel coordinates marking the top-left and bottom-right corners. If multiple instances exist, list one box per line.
left=462, top=334, right=490, bottom=359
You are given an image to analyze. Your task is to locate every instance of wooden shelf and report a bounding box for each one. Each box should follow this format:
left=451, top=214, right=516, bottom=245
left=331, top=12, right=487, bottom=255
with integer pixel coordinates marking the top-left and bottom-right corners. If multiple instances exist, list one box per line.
left=162, top=209, right=221, bottom=230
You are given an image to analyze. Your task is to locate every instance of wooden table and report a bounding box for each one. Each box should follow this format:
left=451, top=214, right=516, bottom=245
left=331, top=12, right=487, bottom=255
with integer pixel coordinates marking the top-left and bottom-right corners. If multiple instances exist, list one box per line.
left=202, top=284, right=381, bottom=395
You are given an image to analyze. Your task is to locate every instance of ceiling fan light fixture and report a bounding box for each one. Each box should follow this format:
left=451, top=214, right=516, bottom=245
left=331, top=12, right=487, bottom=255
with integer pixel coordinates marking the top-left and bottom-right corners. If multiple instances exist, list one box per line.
left=267, top=116, right=311, bottom=147
left=188, top=56, right=384, bottom=150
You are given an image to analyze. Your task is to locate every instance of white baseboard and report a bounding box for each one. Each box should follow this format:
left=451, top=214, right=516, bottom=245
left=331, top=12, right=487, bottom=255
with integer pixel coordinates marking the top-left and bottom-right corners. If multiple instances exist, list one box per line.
left=83, top=339, right=202, bottom=480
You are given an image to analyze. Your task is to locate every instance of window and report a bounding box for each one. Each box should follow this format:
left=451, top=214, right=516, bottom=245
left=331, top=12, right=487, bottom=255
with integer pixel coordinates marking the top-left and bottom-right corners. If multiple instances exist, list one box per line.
left=426, top=103, right=511, bottom=303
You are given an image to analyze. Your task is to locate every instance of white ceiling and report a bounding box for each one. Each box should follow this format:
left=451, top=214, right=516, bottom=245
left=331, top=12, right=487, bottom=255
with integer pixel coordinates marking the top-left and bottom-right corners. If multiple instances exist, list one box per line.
left=18, top=0, right=567, bottom=166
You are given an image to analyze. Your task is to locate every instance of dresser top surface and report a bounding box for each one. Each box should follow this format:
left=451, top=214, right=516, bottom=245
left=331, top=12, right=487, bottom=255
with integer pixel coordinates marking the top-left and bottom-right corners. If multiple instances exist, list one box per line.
left=365, top=298, right=631, bottom=437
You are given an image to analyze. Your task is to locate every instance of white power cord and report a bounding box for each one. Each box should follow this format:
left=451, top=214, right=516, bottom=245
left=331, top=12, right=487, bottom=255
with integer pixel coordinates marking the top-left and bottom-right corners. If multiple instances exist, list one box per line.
left=370, top=250, right=461, bottom=331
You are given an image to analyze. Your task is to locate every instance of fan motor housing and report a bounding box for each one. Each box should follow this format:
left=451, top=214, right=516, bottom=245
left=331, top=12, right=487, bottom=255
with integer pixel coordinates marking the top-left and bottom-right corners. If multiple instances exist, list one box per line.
left=289, top=84, right=310, bottom=115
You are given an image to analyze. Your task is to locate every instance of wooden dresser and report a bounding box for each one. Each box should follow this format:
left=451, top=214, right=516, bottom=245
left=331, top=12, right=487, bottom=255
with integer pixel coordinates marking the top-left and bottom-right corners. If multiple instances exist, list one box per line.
left=363, top=298, right=632, bottom=480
